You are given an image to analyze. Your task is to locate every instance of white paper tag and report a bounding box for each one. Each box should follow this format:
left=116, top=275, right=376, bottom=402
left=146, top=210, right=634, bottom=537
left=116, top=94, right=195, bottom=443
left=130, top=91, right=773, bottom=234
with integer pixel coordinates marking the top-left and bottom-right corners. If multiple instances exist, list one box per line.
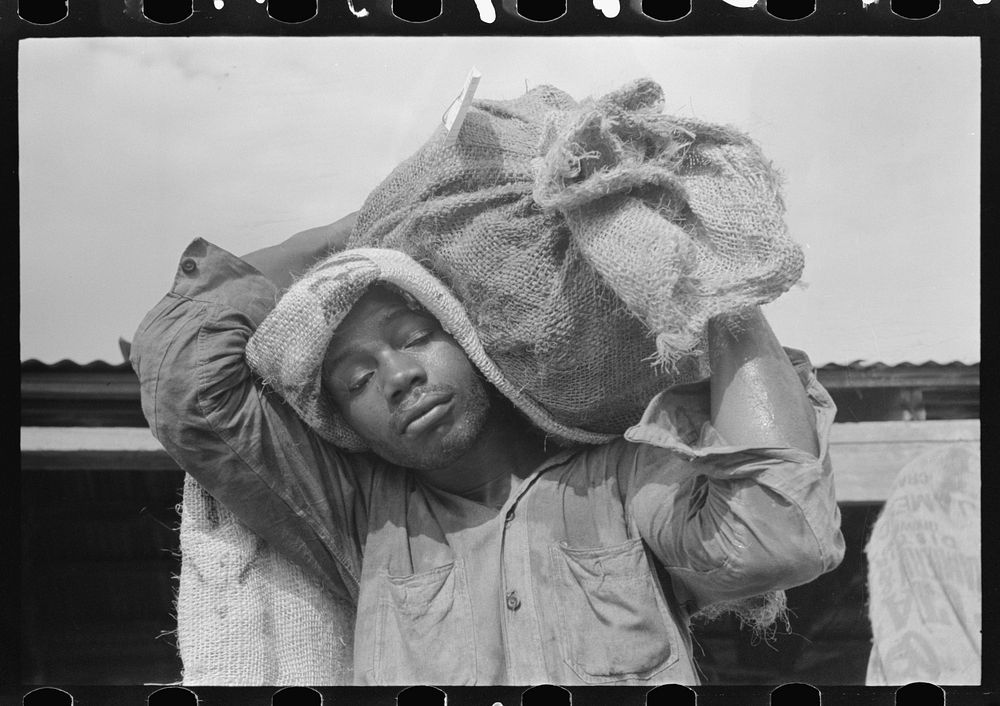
left=442, top=67, right=482, bottom=146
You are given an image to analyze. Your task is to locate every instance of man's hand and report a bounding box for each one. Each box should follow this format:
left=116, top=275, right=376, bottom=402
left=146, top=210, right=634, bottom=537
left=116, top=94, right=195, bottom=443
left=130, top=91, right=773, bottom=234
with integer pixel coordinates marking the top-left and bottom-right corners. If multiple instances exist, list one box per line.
left=707, top=308, right=820, bottom=457
left=242, top=211, right=358, bottom=293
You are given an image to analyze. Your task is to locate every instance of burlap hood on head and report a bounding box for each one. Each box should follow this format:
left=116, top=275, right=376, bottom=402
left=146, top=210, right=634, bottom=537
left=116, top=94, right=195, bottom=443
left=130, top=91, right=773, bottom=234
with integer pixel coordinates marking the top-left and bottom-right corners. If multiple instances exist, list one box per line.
left=245, top=248, right=616, bottom=451
left=346, top=77, right=804, bottom=437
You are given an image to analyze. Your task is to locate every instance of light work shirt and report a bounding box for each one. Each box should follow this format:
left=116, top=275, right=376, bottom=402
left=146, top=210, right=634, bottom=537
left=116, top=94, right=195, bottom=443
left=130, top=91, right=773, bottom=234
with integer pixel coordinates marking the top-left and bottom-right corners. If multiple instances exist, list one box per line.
left=132, top=239, right=845, bottom=686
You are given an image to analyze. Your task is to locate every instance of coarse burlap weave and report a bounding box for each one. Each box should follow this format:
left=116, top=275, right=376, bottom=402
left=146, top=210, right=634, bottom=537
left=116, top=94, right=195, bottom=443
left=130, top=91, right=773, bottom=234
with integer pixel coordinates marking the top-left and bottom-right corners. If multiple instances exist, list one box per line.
left=347, top=77, right=803, bottom=437
left=247, top=248, right=617, bottom=451
left=176, top=475, right=355, bottom=685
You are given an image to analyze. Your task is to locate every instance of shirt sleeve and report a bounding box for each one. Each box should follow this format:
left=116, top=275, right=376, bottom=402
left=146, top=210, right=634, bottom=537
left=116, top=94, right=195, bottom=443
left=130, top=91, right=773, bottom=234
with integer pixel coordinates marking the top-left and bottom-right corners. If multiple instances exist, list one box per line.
left=619, top=349, right=845, bottom=613
left=130, top=238, right=373, bottom=603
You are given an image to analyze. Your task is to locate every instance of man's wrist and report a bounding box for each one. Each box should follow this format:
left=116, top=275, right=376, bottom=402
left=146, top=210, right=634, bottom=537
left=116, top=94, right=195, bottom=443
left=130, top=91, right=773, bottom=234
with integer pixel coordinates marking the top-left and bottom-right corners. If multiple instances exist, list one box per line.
left=708, top=306, right=766, bottom=349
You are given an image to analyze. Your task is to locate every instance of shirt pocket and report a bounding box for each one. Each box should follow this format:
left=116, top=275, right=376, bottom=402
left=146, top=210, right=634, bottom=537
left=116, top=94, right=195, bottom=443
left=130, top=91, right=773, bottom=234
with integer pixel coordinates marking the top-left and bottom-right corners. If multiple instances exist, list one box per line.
left=369, top=560, right=477, bottom=685
left=550, top=537, right=679, bottom=684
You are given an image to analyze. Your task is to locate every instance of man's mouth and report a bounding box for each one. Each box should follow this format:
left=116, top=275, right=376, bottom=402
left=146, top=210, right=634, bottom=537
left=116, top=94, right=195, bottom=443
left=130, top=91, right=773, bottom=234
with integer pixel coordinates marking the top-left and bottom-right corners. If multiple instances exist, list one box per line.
left=398, top=392, right=455, bottom=435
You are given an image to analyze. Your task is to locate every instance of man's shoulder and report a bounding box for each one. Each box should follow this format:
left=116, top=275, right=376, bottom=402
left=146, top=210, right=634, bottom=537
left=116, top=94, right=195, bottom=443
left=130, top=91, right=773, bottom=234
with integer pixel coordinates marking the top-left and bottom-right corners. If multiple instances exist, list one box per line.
left=540, top=437, right=638, bottom=483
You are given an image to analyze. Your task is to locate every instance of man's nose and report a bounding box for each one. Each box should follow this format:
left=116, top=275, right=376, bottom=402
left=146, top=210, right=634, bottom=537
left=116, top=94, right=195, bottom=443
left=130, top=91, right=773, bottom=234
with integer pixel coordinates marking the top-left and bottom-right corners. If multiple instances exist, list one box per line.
left=380, top=350, right=427, bottom=404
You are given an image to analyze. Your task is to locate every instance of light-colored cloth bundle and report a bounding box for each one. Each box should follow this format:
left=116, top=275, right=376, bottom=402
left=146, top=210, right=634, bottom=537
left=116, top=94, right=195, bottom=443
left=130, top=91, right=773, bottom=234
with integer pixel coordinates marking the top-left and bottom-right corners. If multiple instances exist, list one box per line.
left=176, top=474, right=355, bottom=685
left=346, top=77, right=803, bottom=437
left=865, top=444, right=981, bottom=685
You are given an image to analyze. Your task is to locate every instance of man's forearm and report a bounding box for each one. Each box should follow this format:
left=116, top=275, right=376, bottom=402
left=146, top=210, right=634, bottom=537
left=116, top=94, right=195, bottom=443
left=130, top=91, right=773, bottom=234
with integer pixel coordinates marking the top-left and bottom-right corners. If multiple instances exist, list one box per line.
left=242, top=211, right=357, bottom=293
left=707, top=307, right=820, bottom=457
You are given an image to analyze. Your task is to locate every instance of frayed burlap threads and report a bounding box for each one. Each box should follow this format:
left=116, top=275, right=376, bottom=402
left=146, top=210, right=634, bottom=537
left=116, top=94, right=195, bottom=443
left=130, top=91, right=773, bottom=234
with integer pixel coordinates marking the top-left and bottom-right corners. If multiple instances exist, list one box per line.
left=176, top=475, right=355, bottom=685
left=692, top=589, right=791, bottom=644
left=348, top=77, right=803, bottom=438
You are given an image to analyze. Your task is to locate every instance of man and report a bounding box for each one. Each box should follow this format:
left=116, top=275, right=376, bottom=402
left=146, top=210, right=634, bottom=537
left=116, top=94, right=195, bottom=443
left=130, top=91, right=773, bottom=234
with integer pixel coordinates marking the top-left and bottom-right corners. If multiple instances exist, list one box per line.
left=132, top=211, right=844, bottom=685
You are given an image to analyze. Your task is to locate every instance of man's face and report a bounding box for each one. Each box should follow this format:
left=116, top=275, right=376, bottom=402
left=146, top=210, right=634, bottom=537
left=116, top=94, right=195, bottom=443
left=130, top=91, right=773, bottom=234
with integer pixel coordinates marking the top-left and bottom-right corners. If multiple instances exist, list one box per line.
left=322, top=286, right=492, bottom=470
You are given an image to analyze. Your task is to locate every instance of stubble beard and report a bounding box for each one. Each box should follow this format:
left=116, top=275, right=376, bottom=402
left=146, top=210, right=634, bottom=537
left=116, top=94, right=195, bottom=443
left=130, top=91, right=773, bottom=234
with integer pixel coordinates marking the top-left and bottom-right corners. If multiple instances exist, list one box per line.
left=370, top=377, right=494, bottom=471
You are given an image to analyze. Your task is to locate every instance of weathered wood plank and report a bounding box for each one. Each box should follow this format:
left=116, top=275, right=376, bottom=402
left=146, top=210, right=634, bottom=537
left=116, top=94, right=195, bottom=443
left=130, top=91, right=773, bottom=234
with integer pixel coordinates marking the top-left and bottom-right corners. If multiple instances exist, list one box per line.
left=21, top=426, right=164, bottom=451
left=21, top=372, right=141, bottom=399
left=817, top=365, right=979, bottom=390
left=21, top=422, right=981, bottom=503
left=829, top=420, right=979, bottom=503
left=21, top=427, right=179, bottom=471
left=830, top=419, right=979, bottom=444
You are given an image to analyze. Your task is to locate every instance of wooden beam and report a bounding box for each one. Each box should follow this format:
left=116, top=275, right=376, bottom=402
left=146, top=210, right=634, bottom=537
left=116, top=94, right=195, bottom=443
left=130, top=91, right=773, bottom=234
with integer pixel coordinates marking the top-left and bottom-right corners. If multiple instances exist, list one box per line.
left=22, top=422, right=981, bottom=503
left=21, top=427, right=179, bottom=472
left=829, top=420, right=979, bottom=503
left=21, top=426, right=164, bottom=451
left=816, top=365, right=979, bottom=390
left=21, top=372, right=141, bottom=400
left=20, top=371, right=147, bottom=426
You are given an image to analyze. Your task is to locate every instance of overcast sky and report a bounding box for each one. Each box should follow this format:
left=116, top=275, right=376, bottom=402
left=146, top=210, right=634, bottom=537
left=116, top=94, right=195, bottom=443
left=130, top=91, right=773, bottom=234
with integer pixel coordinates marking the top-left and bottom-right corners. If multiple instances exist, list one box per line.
left=19, top=36, right=979, bottom=366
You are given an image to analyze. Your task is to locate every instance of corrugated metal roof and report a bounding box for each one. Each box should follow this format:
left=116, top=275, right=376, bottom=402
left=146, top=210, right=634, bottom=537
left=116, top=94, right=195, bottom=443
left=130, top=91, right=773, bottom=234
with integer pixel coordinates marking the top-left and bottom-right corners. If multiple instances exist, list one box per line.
left=820, top=360, right=979, bottom=370
left=21, top=359, right=134, bottom=373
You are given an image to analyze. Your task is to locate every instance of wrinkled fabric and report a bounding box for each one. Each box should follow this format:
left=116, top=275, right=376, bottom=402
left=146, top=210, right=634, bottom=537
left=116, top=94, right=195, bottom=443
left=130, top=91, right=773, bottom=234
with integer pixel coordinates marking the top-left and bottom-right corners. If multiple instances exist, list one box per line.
left=132, top=239, right=845, bottom=686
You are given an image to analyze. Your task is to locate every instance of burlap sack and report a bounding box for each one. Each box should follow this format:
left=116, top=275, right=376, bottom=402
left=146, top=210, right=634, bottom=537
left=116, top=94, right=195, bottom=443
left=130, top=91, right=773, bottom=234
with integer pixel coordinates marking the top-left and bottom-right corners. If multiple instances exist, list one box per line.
left=176, top=474, right=355, bottom=685
left=348, top=78, right=803, bottom=435
left=247, top=248, right=615, bottom=451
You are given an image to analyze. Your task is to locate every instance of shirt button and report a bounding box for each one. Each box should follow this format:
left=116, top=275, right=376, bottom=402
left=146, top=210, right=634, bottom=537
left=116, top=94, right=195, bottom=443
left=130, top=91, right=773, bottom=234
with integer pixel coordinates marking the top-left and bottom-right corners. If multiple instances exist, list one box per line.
left=181, top=258, right=197, bottom=274
left=505, top=590, right=521, bottom=611
left=505, top=508, right=515, bottom=523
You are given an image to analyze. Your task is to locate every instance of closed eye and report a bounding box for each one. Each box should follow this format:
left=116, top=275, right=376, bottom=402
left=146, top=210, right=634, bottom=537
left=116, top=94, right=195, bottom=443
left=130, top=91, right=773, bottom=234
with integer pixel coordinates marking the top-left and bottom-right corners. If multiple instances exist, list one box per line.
left=347, top=370, right=373, bottom=393
left=403, top=329, right=434, bottom=348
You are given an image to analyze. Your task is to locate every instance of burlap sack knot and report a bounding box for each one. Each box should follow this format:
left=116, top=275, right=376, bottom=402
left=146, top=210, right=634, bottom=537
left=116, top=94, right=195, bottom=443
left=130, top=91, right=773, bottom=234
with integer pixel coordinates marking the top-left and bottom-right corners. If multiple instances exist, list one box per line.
left=532, top=78, right=801, bottom=369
